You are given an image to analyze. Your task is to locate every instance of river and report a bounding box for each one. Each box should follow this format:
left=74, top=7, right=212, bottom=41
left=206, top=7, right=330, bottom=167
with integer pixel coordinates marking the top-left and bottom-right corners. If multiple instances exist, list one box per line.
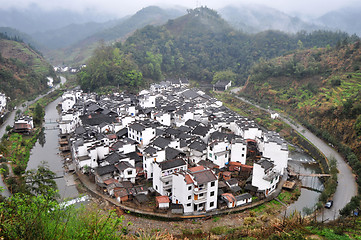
left=286, top=152, right=323, bottom=216
left=26, top=96, right=79, bottom=201
left=0, top=76, right=79, bottom=200
left=235, top=95, right=357, bottom=221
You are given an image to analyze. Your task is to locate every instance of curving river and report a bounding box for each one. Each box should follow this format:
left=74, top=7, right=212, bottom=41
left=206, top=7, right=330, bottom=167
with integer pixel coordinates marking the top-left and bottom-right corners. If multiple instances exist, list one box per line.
left=0, top=76, right=79, bottom=200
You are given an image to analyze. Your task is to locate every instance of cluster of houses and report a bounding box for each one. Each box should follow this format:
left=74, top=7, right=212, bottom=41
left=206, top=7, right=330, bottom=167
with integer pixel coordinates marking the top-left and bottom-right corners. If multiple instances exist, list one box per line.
left=54, top=65, right=86, bottom=74
left=58, top=79, right=289, bottom=215
left=0, top=93, right=7, bottom=118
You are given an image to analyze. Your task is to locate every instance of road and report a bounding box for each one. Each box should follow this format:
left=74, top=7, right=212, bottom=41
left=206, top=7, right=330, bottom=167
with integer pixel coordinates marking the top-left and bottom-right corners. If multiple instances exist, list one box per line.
left=235, top=95, right=358, bottom=221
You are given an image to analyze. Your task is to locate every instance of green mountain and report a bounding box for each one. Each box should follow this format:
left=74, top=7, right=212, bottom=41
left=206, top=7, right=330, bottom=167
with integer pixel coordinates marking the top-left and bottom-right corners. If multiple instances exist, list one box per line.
left=121, top=7, right=355, bottom=84
left=242, top=40, right=361, bottom=162
left=0, top=35, right=57, bottom=100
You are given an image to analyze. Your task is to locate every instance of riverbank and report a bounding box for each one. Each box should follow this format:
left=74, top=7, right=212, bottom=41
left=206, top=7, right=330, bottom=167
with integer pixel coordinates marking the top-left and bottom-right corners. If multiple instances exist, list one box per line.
left=226, top=92, right=357, bottom=221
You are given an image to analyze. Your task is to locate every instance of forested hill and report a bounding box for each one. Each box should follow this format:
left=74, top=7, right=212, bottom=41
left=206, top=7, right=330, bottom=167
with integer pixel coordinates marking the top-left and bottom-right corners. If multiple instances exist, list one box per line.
left=243, top=40, right=361, bottom=162
left=78, top=7, right=358, bottom=91
left=121, top=7, right=356, bottom=84
left=0, top=34, right=57, bottom=101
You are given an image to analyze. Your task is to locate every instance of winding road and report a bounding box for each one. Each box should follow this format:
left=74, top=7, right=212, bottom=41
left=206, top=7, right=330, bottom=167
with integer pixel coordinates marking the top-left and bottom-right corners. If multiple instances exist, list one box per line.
left=235, top=95, right=358, bottom=221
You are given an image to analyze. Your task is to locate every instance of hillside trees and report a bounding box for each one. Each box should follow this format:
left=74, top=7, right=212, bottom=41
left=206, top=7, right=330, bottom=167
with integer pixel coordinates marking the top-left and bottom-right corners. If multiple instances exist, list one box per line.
left=78, top=45, right=143, bottom=92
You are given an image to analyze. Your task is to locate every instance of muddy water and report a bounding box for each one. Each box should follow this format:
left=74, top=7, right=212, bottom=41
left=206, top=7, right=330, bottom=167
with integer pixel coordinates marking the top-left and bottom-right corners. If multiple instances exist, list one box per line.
left=286, top=152, right=324, bottom=216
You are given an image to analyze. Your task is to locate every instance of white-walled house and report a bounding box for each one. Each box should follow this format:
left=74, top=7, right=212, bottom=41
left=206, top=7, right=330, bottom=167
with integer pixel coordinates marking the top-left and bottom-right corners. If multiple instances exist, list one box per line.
left=128, top=122, right=156, bottom=146
left=153, top=158, right=187, bottom=196
left=251, top=158, right=280, bottom=197
left=207, top=140, right=229, bottom=168
left=174, top=109, right=194, bottom=127
left=230, top=138, right=247, bottom=165
left=142, top=146, right=166, bottom=179
left=139, top=94, right=156, bottom=108
left=115, top=161, right=136, bottom=183
left=172, top=166, right=218, bottom=214
left=62, top=97, right=76, bottom=113
left=152, top=112, right=171, bottom=126
left=258, top=132, right=289, bottom=175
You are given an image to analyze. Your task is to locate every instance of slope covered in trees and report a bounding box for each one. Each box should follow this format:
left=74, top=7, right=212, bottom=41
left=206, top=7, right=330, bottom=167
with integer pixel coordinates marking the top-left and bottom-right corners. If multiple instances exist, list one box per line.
left=0, top=35, right=57, bottom=101
left=79, top=7, right=356, bottom=91
left=122, top=7, right=356, bottom=84
left=243, top=40, right=361, bottom=179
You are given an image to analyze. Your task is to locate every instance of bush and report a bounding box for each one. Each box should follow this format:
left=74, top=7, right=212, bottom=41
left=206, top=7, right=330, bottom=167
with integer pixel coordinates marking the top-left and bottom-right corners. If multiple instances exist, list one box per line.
left=0, top=163, right=9, bottom=178
left=5, top=125, right=12, bottom=132
left=13, top=165, right=25, bottom=176
left=210, top=226, right=227, bottom=235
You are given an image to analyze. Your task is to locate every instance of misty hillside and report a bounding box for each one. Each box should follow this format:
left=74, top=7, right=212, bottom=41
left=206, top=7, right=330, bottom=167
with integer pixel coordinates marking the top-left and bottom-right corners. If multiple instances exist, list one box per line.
left=219, top=4, right=320, bottom=34
left=0, top=27, right=43, bottom=50
left=0, top=35, right=57, bottom=100
left=0, top=4, right=115, bottom=34
left=45, top=6, right=185, bottom=65
left=317, top=5, right=361, bottom=36
left=84, top=6, right=185, bottom=43
left=30, top=19, right=122, bottom=50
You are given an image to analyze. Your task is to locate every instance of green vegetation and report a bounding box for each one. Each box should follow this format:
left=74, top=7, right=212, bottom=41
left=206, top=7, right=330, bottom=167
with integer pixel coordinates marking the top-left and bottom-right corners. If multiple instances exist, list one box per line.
left=0, top=37, right=58, bottom=101
left=0, top=192, right=126, bottom=240
left=78, top=44, right=143, bottom=93
left=77, top=7, right=357, bottom=93
left=243, top=40, right=361, bottom=190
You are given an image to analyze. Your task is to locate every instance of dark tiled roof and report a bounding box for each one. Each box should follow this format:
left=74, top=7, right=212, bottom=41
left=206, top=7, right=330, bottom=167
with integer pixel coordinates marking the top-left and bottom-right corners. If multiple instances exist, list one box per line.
left=96, top=164, right=117, bottom=176
left=159, top=158, right=186, bottom=170
left=165, top=147, right=183, bottom=160
left=192, top=125, right=210, bottom=137
left=80, top=113, right=116, bottom=126
left=258, top=159, right=274, bottom=171
left=116, top=128, right=128, bottom=138
left=185, top=119, right=201, bottom=128
left=192, top=169, right=217, bottom=185
left=152, top=137, right=171, bottom=149
left=235, top=193, right=252, bottom=201
left=129, top=123, right=146, bottom=132
left=181, top=89, right=199, bottom=99
left=115, top=161, right=134, bottom=171
left=188, top=140, right=207, bottom=152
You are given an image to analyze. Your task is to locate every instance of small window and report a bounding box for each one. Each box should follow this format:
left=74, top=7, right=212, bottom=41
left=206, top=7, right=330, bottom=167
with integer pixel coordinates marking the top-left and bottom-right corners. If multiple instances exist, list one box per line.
left=188, top=195, right=191, bottom=200
left=209, top=153, right=212, bottom=158
left=187, top=203, right=191, bottom=207
left=210, top=191, right=214, bottom=197
left=242, top=154, right=244, bottom=157
left=188, top=186, right=192, bottom=191
left=215, top=156, right=217, bottom=160
left=210, top=201, right=214, bottom=207
left=242, top=148, right=245, bottom=151
left=127, top=170, right=133, bottom=175
left=166, top=181, right=169, bottom=185
left=225, top=154, right=227, bottom=158
left=211, top=181, right=215, bottom=187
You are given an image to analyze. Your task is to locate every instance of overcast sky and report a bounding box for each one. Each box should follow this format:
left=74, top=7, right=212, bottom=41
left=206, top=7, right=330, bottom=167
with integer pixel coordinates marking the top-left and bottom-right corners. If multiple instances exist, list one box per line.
left=0, top=0, right=360, bottom=18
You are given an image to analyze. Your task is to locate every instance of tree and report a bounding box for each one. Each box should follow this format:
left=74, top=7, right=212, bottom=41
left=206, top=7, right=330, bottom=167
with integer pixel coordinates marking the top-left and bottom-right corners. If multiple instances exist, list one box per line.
left=25, top=161, right=58, bottom=199
left=33, top=103, right=44, bottom=126
left=212, top=70, right=238, bottom=85
left=0, top=193, right=126, bottom=240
